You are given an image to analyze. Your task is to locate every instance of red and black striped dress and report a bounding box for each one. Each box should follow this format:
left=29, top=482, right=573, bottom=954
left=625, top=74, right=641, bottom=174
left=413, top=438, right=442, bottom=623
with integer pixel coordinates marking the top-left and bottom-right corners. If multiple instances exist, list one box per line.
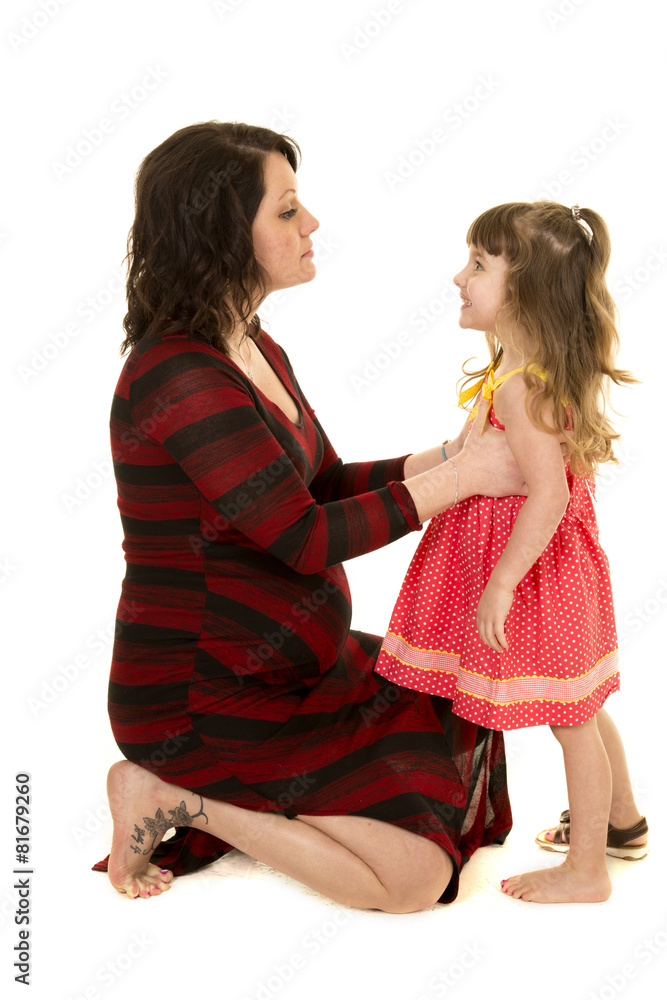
left=96, top=328, right=511, bottom=902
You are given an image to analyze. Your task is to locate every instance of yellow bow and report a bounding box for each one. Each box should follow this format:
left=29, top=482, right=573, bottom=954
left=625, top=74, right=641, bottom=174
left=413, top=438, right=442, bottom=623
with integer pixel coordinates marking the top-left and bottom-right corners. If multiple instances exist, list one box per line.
left=457, top=365, right=495, bottom=408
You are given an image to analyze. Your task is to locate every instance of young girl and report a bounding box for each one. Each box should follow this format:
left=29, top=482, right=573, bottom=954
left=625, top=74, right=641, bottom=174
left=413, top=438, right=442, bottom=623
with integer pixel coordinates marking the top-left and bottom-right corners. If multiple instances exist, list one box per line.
left=374, top=201, right=648, bottom=904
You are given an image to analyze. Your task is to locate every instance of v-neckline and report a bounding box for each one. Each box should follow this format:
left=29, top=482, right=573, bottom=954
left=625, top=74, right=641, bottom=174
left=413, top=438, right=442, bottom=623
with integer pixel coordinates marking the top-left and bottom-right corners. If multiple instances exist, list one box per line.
left=238, top=332, right=304, bottom=429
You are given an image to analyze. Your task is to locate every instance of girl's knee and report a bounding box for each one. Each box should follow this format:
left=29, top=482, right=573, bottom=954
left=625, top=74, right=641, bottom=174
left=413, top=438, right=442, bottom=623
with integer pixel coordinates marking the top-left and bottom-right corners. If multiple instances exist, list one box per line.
left=550, top=716, right=599, bottom=744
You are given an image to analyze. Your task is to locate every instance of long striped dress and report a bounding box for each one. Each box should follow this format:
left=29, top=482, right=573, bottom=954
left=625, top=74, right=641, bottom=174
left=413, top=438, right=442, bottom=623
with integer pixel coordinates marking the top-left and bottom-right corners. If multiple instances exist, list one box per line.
left=94, top=328, right=511, bottom=903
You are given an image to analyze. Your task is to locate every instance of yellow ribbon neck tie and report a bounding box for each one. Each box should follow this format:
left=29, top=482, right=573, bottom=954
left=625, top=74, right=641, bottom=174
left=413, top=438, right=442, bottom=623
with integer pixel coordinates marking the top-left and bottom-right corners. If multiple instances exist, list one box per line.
left=457, top=364, right=549, bottom=432
left=458, top=365, right=496, bottom=428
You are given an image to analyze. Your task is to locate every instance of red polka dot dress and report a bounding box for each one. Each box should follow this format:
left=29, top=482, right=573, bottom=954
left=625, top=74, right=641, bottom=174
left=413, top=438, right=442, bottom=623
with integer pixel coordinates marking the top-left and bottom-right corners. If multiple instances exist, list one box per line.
left=374, top=367, right=620, bottom=731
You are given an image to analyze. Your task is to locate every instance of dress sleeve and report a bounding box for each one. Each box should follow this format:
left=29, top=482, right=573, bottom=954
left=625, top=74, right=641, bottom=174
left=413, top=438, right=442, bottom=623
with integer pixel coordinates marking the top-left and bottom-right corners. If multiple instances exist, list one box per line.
left=303, top=401, right=414, bottom=502
left=129, top=344, right=422, bottom=575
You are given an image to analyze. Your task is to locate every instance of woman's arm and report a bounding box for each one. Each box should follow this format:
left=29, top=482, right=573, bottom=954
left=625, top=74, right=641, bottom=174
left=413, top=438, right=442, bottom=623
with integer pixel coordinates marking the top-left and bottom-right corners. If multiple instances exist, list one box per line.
left=475, top=376, right=571, bottom=652
left=126, top=344, right=422, bottom=575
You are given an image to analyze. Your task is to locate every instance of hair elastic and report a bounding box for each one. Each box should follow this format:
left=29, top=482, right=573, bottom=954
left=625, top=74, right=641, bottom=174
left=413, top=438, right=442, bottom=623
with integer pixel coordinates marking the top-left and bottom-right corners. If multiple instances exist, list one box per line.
left=570, top=204, right=593, bottom=244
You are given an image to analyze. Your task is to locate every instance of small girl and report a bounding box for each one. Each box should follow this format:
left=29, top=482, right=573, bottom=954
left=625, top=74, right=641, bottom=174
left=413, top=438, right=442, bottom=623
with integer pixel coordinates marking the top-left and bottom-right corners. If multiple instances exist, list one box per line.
left=375, top=202, right=648, bottom=903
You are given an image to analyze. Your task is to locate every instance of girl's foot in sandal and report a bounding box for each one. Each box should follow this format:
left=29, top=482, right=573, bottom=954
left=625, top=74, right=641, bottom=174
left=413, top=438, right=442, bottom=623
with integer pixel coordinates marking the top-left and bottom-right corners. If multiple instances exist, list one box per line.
left=536, top=809, right=649, bottom=861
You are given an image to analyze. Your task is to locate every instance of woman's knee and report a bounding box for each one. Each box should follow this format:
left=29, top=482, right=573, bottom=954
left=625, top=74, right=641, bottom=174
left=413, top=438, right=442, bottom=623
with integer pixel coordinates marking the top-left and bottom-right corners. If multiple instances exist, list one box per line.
left=380, top=844, right=454, bottom=913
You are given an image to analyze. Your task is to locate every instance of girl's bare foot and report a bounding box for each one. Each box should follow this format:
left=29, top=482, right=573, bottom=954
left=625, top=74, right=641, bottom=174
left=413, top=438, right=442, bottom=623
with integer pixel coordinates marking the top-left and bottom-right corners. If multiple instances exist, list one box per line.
left=106, top=760, right=208, bottom=899
left=500, top=858, right=612, bottom=903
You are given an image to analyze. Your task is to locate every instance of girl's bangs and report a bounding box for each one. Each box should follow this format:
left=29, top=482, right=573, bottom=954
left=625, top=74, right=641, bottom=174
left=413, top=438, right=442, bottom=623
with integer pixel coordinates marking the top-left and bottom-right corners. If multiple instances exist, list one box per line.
left=466, top=205, right=512, bottom=258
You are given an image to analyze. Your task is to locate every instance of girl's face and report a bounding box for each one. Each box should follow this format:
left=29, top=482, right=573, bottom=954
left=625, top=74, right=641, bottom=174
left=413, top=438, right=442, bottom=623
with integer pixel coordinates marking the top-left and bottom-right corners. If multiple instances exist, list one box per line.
left=251, top=151, right=320, bottom=298
left=453, top=245, right=510, bottom=337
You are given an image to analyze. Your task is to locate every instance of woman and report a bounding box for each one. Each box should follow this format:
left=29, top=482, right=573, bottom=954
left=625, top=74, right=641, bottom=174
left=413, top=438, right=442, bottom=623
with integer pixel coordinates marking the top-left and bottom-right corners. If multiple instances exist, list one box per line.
left=95, top=122, right=525, bottom=912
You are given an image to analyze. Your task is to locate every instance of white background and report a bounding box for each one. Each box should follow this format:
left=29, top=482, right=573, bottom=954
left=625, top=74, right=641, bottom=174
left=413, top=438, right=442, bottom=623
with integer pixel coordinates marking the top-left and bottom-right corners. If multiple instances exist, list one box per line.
left=3, top=1, right=666, bottom=998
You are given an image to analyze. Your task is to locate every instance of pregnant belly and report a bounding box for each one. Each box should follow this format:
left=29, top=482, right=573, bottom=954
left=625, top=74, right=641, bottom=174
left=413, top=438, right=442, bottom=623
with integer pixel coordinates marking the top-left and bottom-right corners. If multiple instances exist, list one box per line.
left=113, top=548, right=353, bottom=698
left=194, top=557, right=352, bottom=688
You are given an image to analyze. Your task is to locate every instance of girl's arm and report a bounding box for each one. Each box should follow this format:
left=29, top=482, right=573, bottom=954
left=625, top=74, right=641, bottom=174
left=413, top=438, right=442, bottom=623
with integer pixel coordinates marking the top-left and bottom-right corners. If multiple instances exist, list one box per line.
left=402, top=414, right=471, bottom=477
left=476, top=375, right=571, bottom=652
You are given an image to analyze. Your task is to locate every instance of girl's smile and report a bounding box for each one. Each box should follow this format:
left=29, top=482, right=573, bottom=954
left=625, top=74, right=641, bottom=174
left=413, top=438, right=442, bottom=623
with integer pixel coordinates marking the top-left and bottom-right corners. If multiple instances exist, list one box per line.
left=453, top=246, right=509, bottom=335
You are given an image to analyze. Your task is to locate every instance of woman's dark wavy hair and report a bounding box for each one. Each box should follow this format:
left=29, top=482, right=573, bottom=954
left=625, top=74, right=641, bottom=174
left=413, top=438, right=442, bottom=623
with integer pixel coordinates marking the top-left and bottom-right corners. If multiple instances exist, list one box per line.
left=459, top=201, right=637, bottom=477
left=119, top=121, right=301, bottom=357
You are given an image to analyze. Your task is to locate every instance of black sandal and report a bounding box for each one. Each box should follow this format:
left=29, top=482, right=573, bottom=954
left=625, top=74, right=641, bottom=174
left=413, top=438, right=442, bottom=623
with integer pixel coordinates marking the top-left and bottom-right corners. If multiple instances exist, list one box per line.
left=536, top=809, right=649, bottom=860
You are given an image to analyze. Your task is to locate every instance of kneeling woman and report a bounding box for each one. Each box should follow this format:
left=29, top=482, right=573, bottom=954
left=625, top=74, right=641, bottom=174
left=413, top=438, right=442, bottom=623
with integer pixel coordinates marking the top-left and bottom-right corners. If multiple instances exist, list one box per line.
left=96, top=121, right=523, bottom=911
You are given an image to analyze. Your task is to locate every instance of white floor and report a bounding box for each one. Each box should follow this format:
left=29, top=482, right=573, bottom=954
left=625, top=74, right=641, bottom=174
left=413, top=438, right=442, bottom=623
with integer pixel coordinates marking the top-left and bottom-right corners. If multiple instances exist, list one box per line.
left=78, top=806, right=664, bottom=1000
left=15, top=717, right=661, bottom=1000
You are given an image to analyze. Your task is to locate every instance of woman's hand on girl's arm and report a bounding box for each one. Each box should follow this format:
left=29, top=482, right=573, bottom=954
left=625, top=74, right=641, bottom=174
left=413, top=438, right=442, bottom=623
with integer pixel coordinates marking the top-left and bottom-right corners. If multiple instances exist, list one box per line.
left=403, top=397, right=534, bottom=523
left=441, top=415, right=472, bottom=460
left=475, top=375, right=570, bottom=650
left=457, top=399, right=528, bottom=498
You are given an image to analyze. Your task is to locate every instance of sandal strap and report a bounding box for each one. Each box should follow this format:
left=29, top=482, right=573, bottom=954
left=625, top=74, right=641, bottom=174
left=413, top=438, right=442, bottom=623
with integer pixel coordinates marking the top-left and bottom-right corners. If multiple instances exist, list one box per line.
left=549, top=811, right=571, bottom=846
left=550, top=808, right=648, bottom=849
left=606, top=816, right=648, bottom=849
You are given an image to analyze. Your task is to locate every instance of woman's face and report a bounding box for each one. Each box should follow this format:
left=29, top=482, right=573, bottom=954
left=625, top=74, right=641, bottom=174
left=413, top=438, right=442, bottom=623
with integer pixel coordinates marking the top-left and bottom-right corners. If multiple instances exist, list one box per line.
left=251, top=151, right=319, bottom=297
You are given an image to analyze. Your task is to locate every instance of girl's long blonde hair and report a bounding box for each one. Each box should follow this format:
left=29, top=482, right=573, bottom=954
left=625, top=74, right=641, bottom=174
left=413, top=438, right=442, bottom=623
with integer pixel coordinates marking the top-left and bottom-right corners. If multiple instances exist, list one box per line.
left=459, top=201, right=637, bottom=477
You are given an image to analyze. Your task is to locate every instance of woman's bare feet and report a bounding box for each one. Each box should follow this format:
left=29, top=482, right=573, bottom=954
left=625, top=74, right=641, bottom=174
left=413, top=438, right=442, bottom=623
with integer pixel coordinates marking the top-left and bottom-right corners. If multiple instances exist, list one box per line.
left=106, top=760, right=208, bottom=899
left=500, top=858, right=612, bottom=903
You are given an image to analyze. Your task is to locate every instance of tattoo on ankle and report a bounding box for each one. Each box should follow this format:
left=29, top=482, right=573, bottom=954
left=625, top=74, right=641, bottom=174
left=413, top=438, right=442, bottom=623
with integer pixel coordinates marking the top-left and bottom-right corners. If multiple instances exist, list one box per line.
left=130, top=796, right=209, bottom=855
